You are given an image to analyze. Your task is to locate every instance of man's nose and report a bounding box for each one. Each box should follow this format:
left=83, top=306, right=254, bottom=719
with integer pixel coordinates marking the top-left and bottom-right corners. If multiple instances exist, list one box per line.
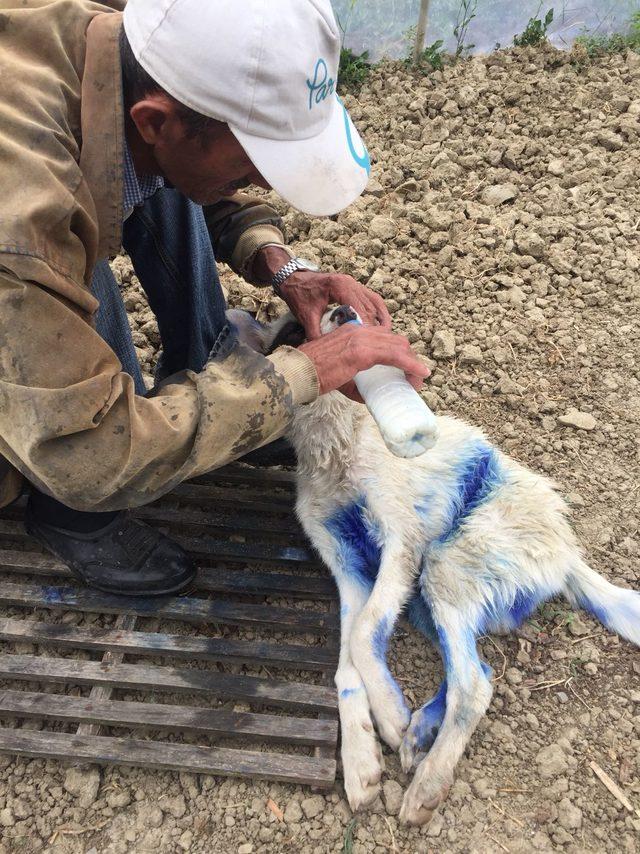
left=330, top=305, right=357, bottom=326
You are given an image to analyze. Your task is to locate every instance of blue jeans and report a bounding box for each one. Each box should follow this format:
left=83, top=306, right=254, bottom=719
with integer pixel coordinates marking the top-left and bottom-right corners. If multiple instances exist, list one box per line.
left=93, top=187, right=227, bottom=393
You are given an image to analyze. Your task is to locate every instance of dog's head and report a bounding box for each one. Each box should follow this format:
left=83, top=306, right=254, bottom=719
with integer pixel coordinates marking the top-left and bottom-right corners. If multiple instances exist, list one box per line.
left=227, top=304, right=359, bottom=355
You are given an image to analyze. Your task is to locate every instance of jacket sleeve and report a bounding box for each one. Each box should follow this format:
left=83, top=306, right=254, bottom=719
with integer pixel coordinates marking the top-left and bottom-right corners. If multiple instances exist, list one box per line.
left=202, top=192, right=289, bottom=284
left=0, top=271, right=318, bottom=512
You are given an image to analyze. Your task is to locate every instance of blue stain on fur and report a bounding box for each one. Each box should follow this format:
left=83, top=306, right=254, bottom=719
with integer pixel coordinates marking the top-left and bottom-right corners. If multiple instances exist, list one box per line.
left=478, top=587, right=544, bottom=634
left=325, top=500, right=381, bottom=587
left=580, top=596, right=608, bottom=626
left=339, top=687, right=362, bottom=699
left=575, top=591, right=640, bottom=637
left=371, top=612, right=409, bottom=706
left=372, top=612, right=394, bottom=661
left=410, top=680, right=448, bottom=752
left=405, top=593, right=438, bottom=643
left=437, top=622, right=490, bottom=689
left=438, top=445, right=503, bottom=544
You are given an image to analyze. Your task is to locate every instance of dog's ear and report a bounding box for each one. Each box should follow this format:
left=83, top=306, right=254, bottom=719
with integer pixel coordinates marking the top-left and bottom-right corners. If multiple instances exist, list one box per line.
left=225, top=308, right=272, bottom=354
left=225, top=309, right=305, bottom=355
left=266, top=316, right=306, bottom=354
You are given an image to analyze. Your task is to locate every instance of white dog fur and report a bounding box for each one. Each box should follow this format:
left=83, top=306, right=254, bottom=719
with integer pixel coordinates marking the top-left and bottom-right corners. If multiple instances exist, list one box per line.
left=229, top=308, right=640, bottom=826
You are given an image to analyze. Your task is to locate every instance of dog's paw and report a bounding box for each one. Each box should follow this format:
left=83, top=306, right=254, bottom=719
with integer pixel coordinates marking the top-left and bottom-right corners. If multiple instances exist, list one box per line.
left=399, top=761, right=452, bottom=826
left=373, top=694, right=411, bottom=751
left=356, top=668, right=410, bottom=750
left=399, top=694, right=444, bottom=771
left=341, top=704, right=385, bottom=811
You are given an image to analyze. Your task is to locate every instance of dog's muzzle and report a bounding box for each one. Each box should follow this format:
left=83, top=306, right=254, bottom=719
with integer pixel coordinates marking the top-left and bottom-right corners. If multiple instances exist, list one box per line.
left=330, top=305, right=358, bottom=326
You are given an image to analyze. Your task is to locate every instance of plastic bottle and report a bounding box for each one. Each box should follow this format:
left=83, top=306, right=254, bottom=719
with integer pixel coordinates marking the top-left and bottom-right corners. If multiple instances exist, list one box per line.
left=350, top=318, right=438, bottom=458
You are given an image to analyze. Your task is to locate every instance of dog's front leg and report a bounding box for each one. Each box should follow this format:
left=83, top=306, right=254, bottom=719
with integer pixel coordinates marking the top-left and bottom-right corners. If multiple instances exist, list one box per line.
left=334, top=572, right=386, bottom=811
left=305, top=525, right=384, bottom=811
left=350, top=539, right=417, bottom=749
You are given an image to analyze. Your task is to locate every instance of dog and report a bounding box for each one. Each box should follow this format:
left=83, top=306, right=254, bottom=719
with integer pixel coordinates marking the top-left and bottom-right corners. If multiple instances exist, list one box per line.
left=229, top=306, right=640, bottom=825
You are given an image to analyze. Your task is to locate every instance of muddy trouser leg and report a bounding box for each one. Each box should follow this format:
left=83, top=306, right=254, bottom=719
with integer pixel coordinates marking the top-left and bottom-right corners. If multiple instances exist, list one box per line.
left=29, top=187, right=227, bottom=529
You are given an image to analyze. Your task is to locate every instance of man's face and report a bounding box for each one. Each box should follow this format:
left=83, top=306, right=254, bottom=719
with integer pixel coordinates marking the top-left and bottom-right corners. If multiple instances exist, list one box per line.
left=155, top=123, right=270, bottom=205
left=129, top=96, right=270, bottom=205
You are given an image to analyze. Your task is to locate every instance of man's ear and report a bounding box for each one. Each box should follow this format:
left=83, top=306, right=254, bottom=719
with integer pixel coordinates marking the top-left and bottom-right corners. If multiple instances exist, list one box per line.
left=129, top=97, right=174, bottom=145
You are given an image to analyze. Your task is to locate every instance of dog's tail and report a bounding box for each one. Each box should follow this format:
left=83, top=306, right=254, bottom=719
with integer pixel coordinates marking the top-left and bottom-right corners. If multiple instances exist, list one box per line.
left=564, top=559, right=640, bottom=646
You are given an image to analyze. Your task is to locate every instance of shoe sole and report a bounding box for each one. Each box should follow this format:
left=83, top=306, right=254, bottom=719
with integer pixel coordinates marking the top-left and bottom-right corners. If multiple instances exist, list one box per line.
left=75, top=570, right=198, bottom=598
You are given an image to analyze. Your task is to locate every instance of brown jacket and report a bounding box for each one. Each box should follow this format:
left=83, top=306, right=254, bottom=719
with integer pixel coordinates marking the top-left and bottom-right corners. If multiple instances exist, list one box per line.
left=0, top=0, right=318, bottom=510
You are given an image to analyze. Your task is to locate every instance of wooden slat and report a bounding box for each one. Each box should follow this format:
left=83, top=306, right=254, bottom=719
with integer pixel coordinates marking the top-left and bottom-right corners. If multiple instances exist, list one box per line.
left=0, top=581, right=338, bottom=635
left=0, top=549, right=334, bottom=599
left=313, top=598, right=340, bottom=792
left=0, top=618, right=336, bottom=672
left=135, top=504, right=300, bottom=536
left=172, top=482, right=293, bottom=511
left=0, top=729, right=335, bottom=787
left=0, top=689, right=337, bottom=747
left=0, top=499, right=300, bottom=538
left=0, top=655, right=338, bottom=712
left=195, top=465, right=297, bottom=486
left=77, top=613, right=138, bottom=738
left=0, top=521, right=319, bottom=567
left=174, top=535, right=319, bottom=566
left=192, top=567, right=332, bottom=598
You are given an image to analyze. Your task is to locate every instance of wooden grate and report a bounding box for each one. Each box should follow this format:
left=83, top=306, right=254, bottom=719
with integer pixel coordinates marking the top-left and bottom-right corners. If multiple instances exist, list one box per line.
left=0, top=465, right=339, bottom=788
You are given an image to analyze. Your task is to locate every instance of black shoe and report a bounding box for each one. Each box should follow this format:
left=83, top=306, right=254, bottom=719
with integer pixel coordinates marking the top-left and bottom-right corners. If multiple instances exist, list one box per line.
left=238, top=437, right=297, bottom=468
left=25, top=506, right=196, bottom=597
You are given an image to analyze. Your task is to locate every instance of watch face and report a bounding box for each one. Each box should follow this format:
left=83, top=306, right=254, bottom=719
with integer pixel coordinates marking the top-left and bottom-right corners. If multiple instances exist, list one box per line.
left=295, top=257, right=321, bottom=273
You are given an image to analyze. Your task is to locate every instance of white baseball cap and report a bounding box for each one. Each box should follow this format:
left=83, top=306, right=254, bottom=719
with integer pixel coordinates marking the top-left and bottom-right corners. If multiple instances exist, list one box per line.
left=122, top=0, right=370, bottom=216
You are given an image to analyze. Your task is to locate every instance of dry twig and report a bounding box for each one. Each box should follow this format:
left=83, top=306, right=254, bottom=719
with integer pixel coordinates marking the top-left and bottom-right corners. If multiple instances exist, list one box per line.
left=487, top=833, right=510, bottom=852
left=566, top=676, right=592, bottom=711
left=489, top=798, right=525, bottom=827
left=479, top=635, right=507, bottom=682
left=570, top=632, right=600, bottom=644
left=266, top=798, right=284, bottom=822
left=590, top=761, right=638, bottom=816
left=383, top=816, right=399, bottom=853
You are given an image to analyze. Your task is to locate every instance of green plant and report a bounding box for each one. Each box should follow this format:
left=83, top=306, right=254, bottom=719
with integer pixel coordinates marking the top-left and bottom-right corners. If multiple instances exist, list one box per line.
left=415, top=39, right=446, bottom=71
left=338, top=46, right=372, bottom=92
left=334, top=0, right=359, bottom=48
left=342, top=819, right=357, bottom=854
left=513, top=6, right=554, bottom=47
left=453, top=0, right=477, bottom=60
left=335, top=0, right=372, bottom=93
left=574, top=11, right=640, bottom=57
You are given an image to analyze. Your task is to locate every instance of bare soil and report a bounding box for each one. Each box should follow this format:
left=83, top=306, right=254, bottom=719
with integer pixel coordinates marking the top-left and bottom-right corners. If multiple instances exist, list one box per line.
left=1, top=43, right=639, bottom=854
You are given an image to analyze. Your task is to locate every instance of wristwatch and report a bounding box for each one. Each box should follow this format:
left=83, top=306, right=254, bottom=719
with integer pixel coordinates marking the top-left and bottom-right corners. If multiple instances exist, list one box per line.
left=271, top=257, right=320, bottom=296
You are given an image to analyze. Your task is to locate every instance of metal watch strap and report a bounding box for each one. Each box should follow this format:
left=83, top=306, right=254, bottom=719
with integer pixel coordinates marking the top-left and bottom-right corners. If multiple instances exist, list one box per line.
left=272, top=258, right=304, bottom=296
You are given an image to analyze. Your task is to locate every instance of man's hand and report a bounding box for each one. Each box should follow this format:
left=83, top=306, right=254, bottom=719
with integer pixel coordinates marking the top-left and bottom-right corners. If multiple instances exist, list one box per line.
left=299, top=323, right=429, bottom=398
left=280, top=271, right=390, bottom=339
left=252, top=245, right=391, bottom=339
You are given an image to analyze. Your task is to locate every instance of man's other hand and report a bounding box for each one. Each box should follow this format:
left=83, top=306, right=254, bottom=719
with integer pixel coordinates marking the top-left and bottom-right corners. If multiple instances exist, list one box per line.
left=251, top=245, right=391, bottom=339
left=279, top=271, right=391, bottom=340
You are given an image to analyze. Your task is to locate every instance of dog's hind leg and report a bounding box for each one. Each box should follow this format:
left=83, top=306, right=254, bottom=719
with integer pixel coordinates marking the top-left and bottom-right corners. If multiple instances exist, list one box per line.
left=400, top=602, right=493, bottom=826
left=350, top=539, right=419, bottom=749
